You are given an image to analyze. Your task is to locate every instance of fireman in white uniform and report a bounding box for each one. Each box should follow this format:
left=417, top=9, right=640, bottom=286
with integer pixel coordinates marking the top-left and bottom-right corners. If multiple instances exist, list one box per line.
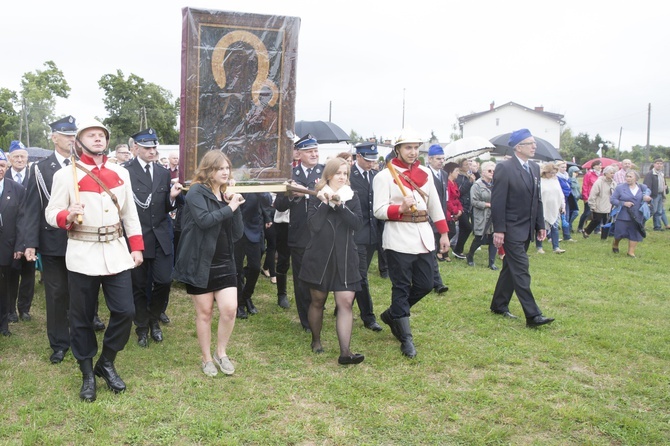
left=45, top=119, right=144, bottom=402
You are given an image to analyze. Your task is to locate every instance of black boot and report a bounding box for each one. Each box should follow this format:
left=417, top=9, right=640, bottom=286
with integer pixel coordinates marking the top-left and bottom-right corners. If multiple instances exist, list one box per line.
left=393, top=317, right=417, bottom=358
left=488, top=244, right=498, bottom=270
left=149, top=320, right=163, bottom=342
left=79, top=359, right=96, bottom=402
left=94, top=354, right=126, bottom=393
left=92, top=314, right=106, bottom=332
left=466, top=253, right=474, bottom=267
left=236, top=306, right=248, bottom=319
left=380, top=309, right=401, bottom=341
left=276, top=274, right=289, bottom=308
left=245, top=298, right=258, bottom=315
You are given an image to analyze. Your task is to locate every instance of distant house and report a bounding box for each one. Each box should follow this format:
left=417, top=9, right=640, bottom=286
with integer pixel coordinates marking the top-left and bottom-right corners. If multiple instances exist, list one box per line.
left=458, top=101, right=565, bottom=149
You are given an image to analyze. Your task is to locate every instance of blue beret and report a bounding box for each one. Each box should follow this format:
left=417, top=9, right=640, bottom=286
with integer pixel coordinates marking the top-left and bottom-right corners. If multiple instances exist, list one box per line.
left=355, top=142, right=378, bottom=161
left=295, top=134, right=318, bottom=150
left=9, top=140, right=26, bottom=152
left=508, top=129, right=533, bottom=148
left=0, top=149, right=7, bottom=162
left=131, top=128, right=159, bottom=147
left=50, top=115, right=77, bottom=135
left=428, top=144, right=444, bottom=157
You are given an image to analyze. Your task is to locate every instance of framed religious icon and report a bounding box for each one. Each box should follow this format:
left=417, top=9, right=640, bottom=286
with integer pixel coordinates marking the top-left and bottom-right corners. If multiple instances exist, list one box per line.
left=180, top=7, right=300, bottom=184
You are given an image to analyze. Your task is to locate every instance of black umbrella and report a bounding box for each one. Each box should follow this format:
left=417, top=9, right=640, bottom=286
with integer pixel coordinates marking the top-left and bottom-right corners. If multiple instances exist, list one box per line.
left=295, top=120, right=350, bottom=144
left=489, top=133, right=562, bottom=161
left=26, top=146, right=54, bottom=162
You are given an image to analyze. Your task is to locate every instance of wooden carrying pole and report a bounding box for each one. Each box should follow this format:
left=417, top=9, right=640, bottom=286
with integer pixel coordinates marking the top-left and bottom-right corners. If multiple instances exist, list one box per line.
left=70, top=153, right=83, bottom=224
left=386, top=161, right=417, bottom=213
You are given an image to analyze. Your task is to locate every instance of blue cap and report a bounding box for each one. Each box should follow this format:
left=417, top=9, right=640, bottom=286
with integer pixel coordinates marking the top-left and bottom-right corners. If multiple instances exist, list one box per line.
left=355, top=142, right=378, bottom=161
left=9, top=140, right=26, bottom=153
left=294, top=134, right=318, bottom=150
left=428, top=144, right=444, bottom=157
left=508, top=129, right=533, bottom=148
left=0, top=149, right=7, bottom=162
left=131, top=128, right=159, bottom=147
left=50, top=116, right=77, bottom=135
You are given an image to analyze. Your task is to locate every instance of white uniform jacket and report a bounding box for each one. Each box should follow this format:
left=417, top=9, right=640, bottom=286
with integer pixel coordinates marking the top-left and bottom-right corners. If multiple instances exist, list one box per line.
left=373, top=159, right=448, bottom=254
left=45, top=154, right=144, bottom=275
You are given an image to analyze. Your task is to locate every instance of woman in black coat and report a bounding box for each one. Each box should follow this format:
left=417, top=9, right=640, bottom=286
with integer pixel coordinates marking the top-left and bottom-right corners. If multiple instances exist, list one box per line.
left=173, top=151, right=244, bottom=377
left=299, top=157, right=365, bottom=365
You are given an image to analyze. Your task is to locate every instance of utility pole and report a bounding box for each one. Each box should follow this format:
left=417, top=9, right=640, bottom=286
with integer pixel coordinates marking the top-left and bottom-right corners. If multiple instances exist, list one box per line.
left=617, top=127, right=622, bottom=159
left=329, top=100, right=332, bottom=122
left=646, top=103, right=651, bottom=160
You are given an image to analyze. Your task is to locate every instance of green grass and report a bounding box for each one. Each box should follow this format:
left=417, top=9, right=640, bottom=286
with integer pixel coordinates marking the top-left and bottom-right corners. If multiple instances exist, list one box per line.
left=1, top=228, right=669, bottom=445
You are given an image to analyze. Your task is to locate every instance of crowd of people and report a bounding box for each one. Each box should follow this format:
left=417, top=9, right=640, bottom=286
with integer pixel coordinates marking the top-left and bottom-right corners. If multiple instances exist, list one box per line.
left=0, top=119, right=664, bottom=402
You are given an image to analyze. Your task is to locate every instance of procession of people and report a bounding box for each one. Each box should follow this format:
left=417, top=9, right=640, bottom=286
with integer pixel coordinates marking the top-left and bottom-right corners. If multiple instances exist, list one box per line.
left=0, top=118, right=663, bottom=402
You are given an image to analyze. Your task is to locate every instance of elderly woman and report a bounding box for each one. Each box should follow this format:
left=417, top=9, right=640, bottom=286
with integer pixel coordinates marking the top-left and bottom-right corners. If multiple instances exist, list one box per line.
left=610, top=171, right=652, bottom=257
left=465, top=161, right=498, bottom=270
left=536, top=162, right=566, bottom=254
left=583, top=165, right=617, bottom=239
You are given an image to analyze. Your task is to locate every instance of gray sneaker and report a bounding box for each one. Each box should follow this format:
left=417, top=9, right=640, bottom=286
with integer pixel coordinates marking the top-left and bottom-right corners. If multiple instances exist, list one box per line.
left=213, top=352, right=235, bottom=375
left=201, top=360, right=218, bottom=377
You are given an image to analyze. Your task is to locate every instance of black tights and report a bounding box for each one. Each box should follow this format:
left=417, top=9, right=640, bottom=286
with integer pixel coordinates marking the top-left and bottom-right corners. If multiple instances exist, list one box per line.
left=308, top=289, right=355, bottom=357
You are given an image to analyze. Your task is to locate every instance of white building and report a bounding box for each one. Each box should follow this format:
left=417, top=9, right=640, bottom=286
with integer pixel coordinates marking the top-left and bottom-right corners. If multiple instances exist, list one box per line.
left=458, top=101, right=565, bottom=149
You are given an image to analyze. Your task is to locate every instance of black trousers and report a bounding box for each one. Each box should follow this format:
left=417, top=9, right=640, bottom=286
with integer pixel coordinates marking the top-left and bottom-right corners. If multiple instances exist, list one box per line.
left=454, top=212, right=472, bottom=254
left=490, top=239, right=542, bottom=319
left=354, top=243, right=377, bottom=325
left=584, top=212, right=610, bottom=239
left=290, top=246, right=311, bottom=329
left=68, top=270, right=134, bottom=361
left=235, top=234, right=263, bottom=305
left=386, top=250, right=433, bottom=319
left=274, top=222, right=290, bottom=296
left=131, top=249, right=173, bottom=334
left=41, top=255, right=70, bottom=352
left=8, top=257, right=36, bottom=315
left=262, top=223, right=277, bottom=277
left=0, top=266, right=11, bottom=333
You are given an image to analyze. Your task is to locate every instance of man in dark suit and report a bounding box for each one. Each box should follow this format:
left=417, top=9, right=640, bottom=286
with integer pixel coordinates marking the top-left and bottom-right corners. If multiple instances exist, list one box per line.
left=349, top=142, right=382, bottom=332
left=274, top=134, right=324, bottom=331
left=125, top=128, right=183, bottom=347
left=0, top=149, right=26, bottom=337
left=426, top=144, right=449, bottom=294
left=23, top=116, right=78, bottom=362
left=490, top=129, right=555, bottom=328
left=6, top=140, right=35, bottom=323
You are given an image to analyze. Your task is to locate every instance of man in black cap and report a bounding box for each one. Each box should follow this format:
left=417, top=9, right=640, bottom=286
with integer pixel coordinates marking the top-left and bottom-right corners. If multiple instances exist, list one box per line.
left=125, top=128, right=183, bottom=347
left=274, top=134, right=324, bottom=331
left=23, top=116, right=78, bottom=363
left=349, top=142, right=383, bottom=331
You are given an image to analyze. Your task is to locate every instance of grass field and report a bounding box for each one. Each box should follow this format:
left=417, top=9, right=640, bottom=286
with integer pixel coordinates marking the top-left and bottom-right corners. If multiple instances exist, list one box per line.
left=1, top=228, right=669, bottom=445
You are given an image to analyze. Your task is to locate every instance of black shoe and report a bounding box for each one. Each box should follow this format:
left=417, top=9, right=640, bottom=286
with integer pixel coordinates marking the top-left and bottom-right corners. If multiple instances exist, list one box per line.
left=364, top=321, right=383, bottom=332
left=149, top=321, right=163, bottom=342
left=245, top=298, right=258, bottom=315
left=380, top=309, right=401, bottom=341
left=159, top=312, right=171, bottom=324
left=1, top=330, right=11, bottom=337
left=492, top=310, right=518, bottom=319
left=612, top=247, right=620, bottom=254
left=94, top=357, right=126, bottom=393
left=338, top=353, right=365, bottom=365
left=466, top=255, right=474, bottom=267
left=93, top=315, right=106, bottom=332
left=394, top=317, right=417, bottom=358
left=19, top=312, right=31, bottom=322
left=277, top=294, right=290, bottom=309
left=137, top=333, right=149, bottom=348
left=236, top=306, right=248, bottom=319
left=526, top=315, right=555, bottom=328
left=379, top=270, right=389, bottom=279
left=79, top=373, right=96, bottom=402
left=452, top=252, right=466, bottom=259
left=50, top=350, right=66, bottom=364
left=488, top=263, right=499, bottom=271
left=434, top=285, right=449, bottom=294
left=8, top=313, right=18, bottom=323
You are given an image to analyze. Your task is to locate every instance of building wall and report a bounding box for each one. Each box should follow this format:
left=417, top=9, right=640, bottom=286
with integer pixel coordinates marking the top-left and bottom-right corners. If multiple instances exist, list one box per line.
left=461, top=106, right=562, bottom=148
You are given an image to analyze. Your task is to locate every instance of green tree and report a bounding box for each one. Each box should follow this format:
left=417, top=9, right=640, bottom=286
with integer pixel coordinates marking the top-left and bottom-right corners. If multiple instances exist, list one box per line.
left=348, top=130, right=363, bottom=144
left=19, top=61, right=70, bottom=148
left=99, top=70, right=179, bottom=147
left=0, top=88, right=20, bottom=149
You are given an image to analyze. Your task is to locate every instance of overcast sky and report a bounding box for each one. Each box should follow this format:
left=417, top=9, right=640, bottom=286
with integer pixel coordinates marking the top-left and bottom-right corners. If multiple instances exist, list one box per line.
left=2, top=0, right=668, bottom=151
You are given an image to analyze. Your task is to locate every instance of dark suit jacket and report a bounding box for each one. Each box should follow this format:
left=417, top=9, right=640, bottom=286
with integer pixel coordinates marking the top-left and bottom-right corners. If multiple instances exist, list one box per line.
left=9, top=168, right=29, bottom=186
left=240, top=192, right=272, bottom=243
left=126, top=159, right=178, bottom=259
left=0, top=178, right=26, bottom=266
left=350, top=166, right=378, bottom=245
left=23, top=154, right=68, bottom=256
left=275, top=163, right=324, bottom=249
left=429, top=168, right=448, bottom=234
left=491, top=157, right=544, bottom=243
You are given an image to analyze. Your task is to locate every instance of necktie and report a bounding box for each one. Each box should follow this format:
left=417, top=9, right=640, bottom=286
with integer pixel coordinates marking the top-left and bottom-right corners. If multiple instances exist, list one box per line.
left=15, top=172, right=22, bottom=183
left=363, top=170, right=369, bottom=183
left=306, top=168, right=313, bottom=176
left=63, top=159, right=71, bottom=167
left=523, top=163, right=529, bottom=174
left=145, top=164, right=152, bottom=181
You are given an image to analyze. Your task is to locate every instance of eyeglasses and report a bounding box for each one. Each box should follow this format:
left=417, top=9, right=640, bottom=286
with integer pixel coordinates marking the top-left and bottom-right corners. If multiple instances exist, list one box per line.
left=485, top=169, right=494, bottom=173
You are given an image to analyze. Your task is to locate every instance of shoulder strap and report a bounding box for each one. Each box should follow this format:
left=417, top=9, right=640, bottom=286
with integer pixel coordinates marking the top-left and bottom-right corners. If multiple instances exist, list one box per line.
left=394, top=168, right=429, bottom=203
left=75, top=163, right=122, bottom=215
